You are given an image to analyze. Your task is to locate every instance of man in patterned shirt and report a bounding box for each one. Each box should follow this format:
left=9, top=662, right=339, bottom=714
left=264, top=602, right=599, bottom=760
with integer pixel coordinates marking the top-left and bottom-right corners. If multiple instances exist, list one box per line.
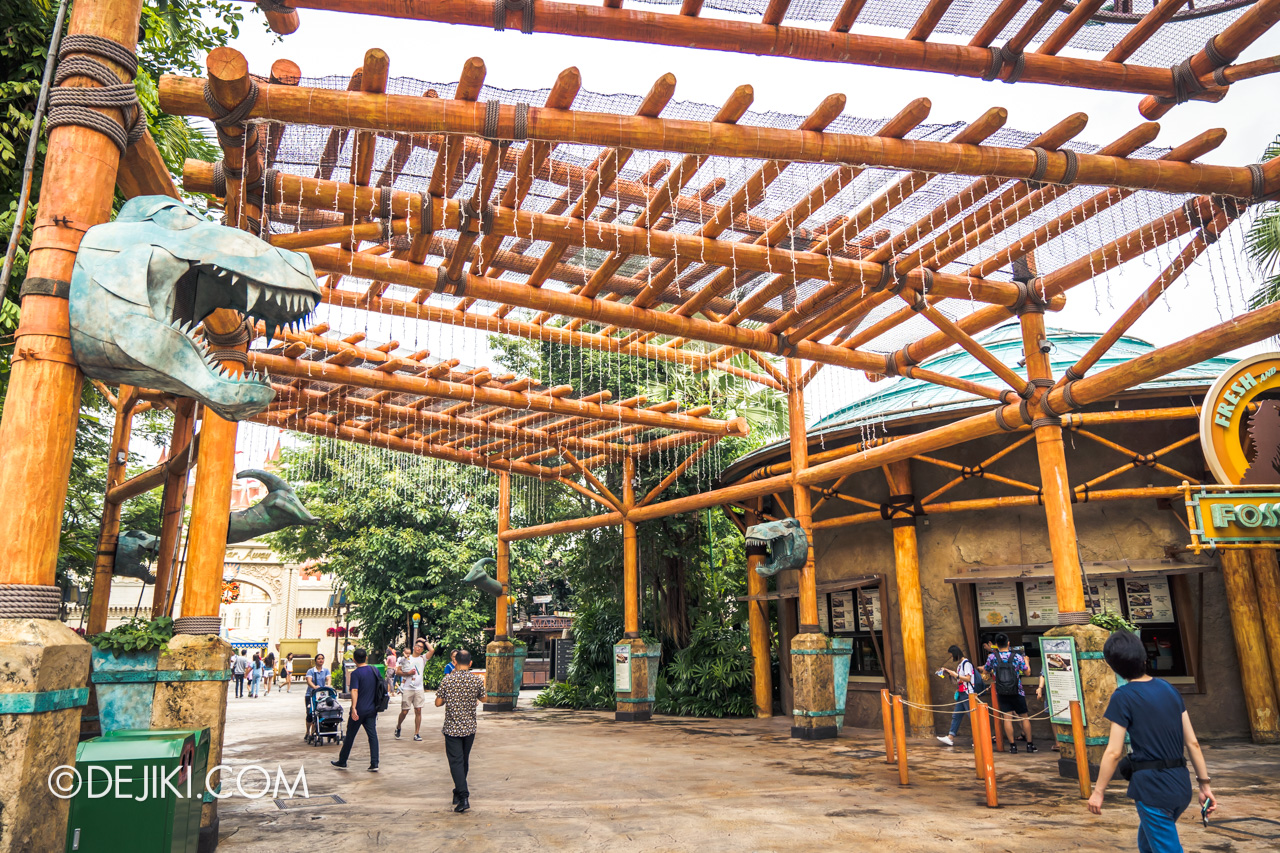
left=434, top=649, right=485, bottom=813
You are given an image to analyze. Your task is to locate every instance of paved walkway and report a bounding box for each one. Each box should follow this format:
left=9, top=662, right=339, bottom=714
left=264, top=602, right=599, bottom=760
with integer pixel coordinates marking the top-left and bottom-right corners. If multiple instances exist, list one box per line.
left=216, top=684, right=1280, bottom=851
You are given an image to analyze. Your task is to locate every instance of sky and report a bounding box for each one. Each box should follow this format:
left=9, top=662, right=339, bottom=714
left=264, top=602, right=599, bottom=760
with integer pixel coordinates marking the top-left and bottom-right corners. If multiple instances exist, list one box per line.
left=200, top=6, right=1280, bottom=467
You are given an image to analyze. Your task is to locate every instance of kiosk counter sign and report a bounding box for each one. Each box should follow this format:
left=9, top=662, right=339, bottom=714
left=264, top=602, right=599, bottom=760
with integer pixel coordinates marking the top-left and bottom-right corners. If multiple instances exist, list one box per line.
left=1185, top=487, right=1280, bottom=550
left=1039, top=636, right=1085, bottom=726
left=1199, top=353, right=1280, bottom=486
left=613, top=644, right=632, bottom=692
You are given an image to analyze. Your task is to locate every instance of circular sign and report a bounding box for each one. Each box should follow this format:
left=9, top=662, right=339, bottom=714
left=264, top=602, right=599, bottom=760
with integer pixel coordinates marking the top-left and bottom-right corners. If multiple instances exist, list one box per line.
left=1200, top=352, right=1280, bottom=485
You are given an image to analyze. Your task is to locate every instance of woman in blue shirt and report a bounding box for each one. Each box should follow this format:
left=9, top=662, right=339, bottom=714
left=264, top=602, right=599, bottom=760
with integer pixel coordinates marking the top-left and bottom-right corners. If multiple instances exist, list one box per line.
left=1087, top=630, right=1216, bottom=852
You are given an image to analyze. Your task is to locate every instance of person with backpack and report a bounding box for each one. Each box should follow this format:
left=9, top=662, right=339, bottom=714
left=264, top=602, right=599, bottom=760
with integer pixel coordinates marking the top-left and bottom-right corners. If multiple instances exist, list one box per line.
left=1088, top=629, right=1215, bottom=851
left=331, top=647, right=387, bottom=772
left=982, top=633, right=1037, bottom=753
left=937, top=644, right=977, bottom=747
left=230, top=649, right=247, bottom=698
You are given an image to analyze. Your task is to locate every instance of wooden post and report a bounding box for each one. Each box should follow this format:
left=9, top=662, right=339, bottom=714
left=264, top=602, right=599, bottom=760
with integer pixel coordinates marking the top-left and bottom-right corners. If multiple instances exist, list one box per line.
left=86, top=386, right=139, bottom=635
left=1220, top=549, right=1280, bottom=742
left=787, top=359, right=818, bottom=631
left=970, top=693, right=983, bottom=780
left=1070, top=700, right=1091, bottom=799
left=1248, top=548, right=1280, bottom=705
left=992, top=701, right=1005, bottom=752
left=885, top=459, right=931, bottom=735
left=623, top=455, right=639, bottom=638
left=495, top=472, right=511, bottom=640
left=978, top=702, right=999, bottom=807
left=881, top=688, right=896, bottom=764
left=484, top=474, right=517, bottom=712
left=893, top=694, right=909, bottom=786
left=151, top=401, right=195, bottom=617
left=745, top=501, right=774, bottom=718
left=1020, top=311, right=1088, bottom=621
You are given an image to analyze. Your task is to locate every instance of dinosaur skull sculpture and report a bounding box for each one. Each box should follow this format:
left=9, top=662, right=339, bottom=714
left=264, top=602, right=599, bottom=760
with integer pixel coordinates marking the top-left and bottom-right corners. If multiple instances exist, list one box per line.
left=115, top=530, right=160, bottom=584
left=70, top=195, right=322, bottom=421
left=745, top=518, right=809, bottom=577
left=226, top=470, right=318, bottom=544
left=463, top=557, right=504, bottom=598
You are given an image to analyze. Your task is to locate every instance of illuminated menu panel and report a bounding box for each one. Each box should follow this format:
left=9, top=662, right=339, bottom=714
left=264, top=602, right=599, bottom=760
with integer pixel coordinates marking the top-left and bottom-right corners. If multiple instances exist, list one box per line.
left=976, top=581, right=1020, bottom=628
left=1125, top=576, right=1174, bottom=623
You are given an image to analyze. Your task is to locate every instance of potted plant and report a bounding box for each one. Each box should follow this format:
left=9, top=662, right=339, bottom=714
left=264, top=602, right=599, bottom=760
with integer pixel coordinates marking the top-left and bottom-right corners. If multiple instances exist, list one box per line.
left=88, top=616, right=174, bottom=733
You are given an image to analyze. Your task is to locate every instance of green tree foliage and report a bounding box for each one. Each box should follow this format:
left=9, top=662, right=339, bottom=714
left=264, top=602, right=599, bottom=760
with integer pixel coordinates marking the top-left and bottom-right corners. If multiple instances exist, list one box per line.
left=1246, top=135, right=1280, bottom=309
left=266, top=442, right=508, bottom=662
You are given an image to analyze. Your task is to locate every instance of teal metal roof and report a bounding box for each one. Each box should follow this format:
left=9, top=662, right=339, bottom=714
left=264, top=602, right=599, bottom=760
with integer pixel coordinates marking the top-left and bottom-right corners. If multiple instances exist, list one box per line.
left=812, top=322, right=1237, bottom=431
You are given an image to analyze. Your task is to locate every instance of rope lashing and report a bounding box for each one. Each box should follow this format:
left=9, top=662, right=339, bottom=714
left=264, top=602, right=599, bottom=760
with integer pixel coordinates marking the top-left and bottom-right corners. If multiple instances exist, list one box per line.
left=0, top=584, right=62, bottom=619
left=482, top=101, right=530, bottom=145
left=494, top=0, right=536, bottom=34
left=1012, top=278, right=1048, bottom=316
left=882, top=343, right=919, bottom=378
left=961, top=463, right=984, bottom=480
left=46, top=35, right=146, bottom=154
left=434, top=265, right=468, bottom=297
left=1057, top=149, right=1079, bottom=186
left=1076, top=483, right=1090, bottom=503
left=994, top=405, right=1018, bottom=432
left=1031, top=416, right=1062, bottom=429
left=1204, top=35, right=1230, bottom=69
left=202, top=78, right=260, bottom=148
left=876, top=255, right=909, bottom=296
left=909, top=269, right=933, bottom=312
left=880, top=494, right=923, bottom=527
left=256, top=0, right=296, bottom=12
left=203, top=319, right=253, bottom=365
left=174, top=616, right=223, bottom=635
left=1064, top=366, right=1084, bottom=382
left=1024, top=147, right=1050, bottom=190
left=1131, top=453, right=1158, bottom=468
left=981, top=44, right=1027, bottom=83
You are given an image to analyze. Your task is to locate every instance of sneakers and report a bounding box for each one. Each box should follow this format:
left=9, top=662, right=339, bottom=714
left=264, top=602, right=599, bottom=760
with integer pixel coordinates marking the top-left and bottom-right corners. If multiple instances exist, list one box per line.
left=394, top=727, right=401, bottom=739
left=937, top=735, right=955, bottom=747
left=414, top=734, right=423, bottom=742
left=1026, top=742, right=1038, bottom=753
left=330, top=761, right=348, bottom=769
left=368, top=766, right=379, bottom=772
left=1008, top=743, right=1018, bottom=754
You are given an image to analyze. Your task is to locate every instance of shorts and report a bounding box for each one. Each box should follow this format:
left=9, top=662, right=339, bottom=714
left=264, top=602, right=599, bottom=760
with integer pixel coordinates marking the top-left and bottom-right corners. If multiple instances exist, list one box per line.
left=995, top=691, right=1029, bottom=716
left=401, top=687, right=427, bottom=710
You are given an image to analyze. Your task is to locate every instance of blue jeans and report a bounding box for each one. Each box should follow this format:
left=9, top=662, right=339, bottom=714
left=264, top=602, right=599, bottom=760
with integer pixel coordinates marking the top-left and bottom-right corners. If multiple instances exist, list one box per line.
left=1135, top=801, right=1184, bottom=853
left=948, top=697, right=968, bottom=737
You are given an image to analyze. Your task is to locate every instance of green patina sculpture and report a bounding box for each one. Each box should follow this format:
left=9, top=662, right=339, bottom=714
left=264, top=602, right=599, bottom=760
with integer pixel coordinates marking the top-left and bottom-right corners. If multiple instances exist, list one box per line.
left=70, top=195, right=322, bottom=421
left=463, top=557, right=504, bottom=598
left=114, top=530, right=160, bottom=584
left=226, top=470, right=317, bottom=544
left=745, top=518, right=809, bottom=576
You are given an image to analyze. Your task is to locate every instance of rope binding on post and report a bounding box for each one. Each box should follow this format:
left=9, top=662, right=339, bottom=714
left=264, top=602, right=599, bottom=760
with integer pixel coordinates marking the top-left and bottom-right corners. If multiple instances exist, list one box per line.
left=494, top=0, right=536, bottom=34
left=46, top=35, right=147, bottom=154
left=0, top=584, right=63, bottom=619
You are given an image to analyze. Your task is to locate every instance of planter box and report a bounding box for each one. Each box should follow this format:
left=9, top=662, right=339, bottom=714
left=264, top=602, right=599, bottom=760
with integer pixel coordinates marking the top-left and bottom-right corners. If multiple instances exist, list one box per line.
left=91, top=648, right=161, bottom=734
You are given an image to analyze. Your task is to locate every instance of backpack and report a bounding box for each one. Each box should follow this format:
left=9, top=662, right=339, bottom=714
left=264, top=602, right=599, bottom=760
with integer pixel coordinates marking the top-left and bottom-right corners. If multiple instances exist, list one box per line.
left=373, top=671, right=390, bottom=712
left=993, top=652, right=1020, bottom=696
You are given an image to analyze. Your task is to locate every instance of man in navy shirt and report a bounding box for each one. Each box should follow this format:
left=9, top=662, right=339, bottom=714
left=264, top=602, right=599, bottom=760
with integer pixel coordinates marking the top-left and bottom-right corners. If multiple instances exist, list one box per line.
left=1088, top=630, right=1216, bottom=851
left=332, top=647, right=380, bottom=772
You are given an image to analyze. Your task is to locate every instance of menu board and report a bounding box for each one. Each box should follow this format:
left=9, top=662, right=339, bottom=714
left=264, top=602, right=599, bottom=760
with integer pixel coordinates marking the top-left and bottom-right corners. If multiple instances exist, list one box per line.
left=1023, top=580, right=1059, bottom=627
left=1084, top=578, right=1124, bottom=615
left=829, top=591, right=855, bottom=632
left=1039, top=636, right=1085, bottom=726
left=976, top=581, right=1020, bottom=628
left=818, top=593, right=830, bottom=634
left=1125, top=576, right=1174, bottom=623
left=857, top=589, right=882, bottom=631
left=613, top=644, right=632, bottom=692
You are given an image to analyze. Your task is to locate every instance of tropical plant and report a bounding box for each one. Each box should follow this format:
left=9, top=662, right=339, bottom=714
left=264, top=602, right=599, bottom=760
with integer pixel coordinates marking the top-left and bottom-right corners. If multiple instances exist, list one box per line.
left=89, top=615, right=174, bottom=654
left=1090, top=609, right=1139, bottom=634
left=1245, top=134, right=1280, bottom=309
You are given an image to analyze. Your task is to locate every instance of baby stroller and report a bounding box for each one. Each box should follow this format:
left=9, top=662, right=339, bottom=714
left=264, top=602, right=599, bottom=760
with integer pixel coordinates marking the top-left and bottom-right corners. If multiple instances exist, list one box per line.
left=308, top=686, right=344, bottom=746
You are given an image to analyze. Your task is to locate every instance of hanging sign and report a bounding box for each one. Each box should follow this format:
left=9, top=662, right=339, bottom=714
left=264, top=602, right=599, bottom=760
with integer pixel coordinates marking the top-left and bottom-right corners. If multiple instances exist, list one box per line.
left=1084, top=578, right=1124, bottom=615
left=1023, top=580, right=1059, bottom=627
left=976, top=581, right=1020, bottom=628
left=1199, top=353, right=1280, bottom=486
left=613, top=644, right=632, bottom=692
left=1039, top=636, right=1086, bottom=726
left=1185, top=484, right=1280, bottom=550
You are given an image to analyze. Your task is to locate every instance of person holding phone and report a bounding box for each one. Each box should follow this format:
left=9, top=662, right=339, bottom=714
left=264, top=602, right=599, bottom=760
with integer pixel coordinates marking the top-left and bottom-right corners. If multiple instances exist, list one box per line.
left=1087, top=630, right=1215, bottom=852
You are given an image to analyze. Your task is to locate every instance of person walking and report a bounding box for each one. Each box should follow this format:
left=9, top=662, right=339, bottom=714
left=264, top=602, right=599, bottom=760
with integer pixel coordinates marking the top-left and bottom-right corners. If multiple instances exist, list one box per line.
left=283, top=653, right=294, bottom=693
left=394, top=637, right=436, bottom=742
left=305, top=653, right=330, bottom=741
left=264, top=647, right=277, bottom=695
left=443, top=650, right=458, bottom=677
left=1088, top=630, right=1215, bottom=852
left=434, top=650, right=485, bottom=813
left=331, top=647, right=381, bottom=772
left=231, top=649, right=247, bottom=699
left=982, top=633, right=1037, bottom=753
left=249, top=653, right=264, bottom=698
left=937, top=644, right=976, bottom=747
left=385, top=646, right=398, bottom=695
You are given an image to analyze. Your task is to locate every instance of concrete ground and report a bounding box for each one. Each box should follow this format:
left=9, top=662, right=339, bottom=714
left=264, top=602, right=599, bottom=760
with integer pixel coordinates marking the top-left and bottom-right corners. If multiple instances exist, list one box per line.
left=216, top=683, right=1280, bottom=852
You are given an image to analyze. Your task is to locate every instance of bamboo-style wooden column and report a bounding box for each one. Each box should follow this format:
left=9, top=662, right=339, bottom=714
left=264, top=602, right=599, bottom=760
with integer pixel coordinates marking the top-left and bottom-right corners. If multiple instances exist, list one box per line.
left=745, top=501, right=773, bottom=718
left=1219, top=549, right=1280, bottom=743
left=152, top=401, right=196, bottom=616
left=788, top=360, right=819, bottom=631
left=484, top=471, right=521, bottom=711
left=86, top=386, right=140, bottom=634
left=1248, top=548, right=1280, bottom=709
left=885, top=459, right=931, bottom=735
left=623, top=455, right=640, bottom=638
left=0, top=2, right=144, bottom=848
left=495, top=472, right=511, bottom=641
left=1019, top=311, right=1087, bottom=620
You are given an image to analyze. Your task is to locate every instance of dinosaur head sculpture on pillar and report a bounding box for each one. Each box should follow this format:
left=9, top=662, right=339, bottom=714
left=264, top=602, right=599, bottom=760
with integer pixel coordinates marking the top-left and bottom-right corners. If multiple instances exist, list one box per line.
left=226, top=470, right=318, bottom=544
left=745, top=518, right=809, bottom=577
left=70, top=195, right=322, bottom=421
left=463, top=557, right=504, bottom=598
left=115, top=530, right=160, bottom=584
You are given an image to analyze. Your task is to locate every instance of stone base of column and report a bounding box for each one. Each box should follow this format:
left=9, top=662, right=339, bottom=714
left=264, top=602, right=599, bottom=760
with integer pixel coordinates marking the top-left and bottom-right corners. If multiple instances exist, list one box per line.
left=1045, top=622, right=1114, bottom=781
left=615, top=638, right=657, bottom=722
left=150, top=633, right=231, bottom=853
left=0, top=618, right=90, bottom=853
left=484, top=639, right=516, bottom=711
left=790, top=632, right=838, bottom=740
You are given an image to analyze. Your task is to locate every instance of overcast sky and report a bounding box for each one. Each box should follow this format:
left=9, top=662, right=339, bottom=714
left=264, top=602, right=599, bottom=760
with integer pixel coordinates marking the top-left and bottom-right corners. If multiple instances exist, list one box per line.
left=206, top=8, right=1280, bottom=466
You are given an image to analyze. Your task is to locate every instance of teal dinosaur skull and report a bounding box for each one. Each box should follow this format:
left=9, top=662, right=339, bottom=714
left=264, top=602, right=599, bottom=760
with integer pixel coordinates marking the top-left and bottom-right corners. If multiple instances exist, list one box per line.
left=463, top=557, right=503, bottom=598
left=70, top=195, right=322, bottom=421
left=115, top=530, right=160, bottom=584
left=226, top=469, right=317, bottom=544
left=745, top=518, right=809, bottom=576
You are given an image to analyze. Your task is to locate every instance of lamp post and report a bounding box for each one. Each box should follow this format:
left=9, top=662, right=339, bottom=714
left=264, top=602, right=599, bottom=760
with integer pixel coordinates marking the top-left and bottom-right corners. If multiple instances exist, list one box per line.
left=412, top=612, right=420, bottom=644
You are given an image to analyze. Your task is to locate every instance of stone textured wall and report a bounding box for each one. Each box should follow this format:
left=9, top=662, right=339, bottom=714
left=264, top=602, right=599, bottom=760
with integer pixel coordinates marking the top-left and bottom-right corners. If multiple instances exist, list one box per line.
left=804, top=403, right=1249, bottom=740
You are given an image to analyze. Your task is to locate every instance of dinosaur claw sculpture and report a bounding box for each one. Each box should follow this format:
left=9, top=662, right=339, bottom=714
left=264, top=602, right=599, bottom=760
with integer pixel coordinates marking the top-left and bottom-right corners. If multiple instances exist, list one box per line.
left=226, top=469, right=318, bottom=544
left=70, top=196, right=322, bottom=421
left=463, top=557, right=504, bottom=598
left=115, top=530, right=160, bottom=584
left=745, top=518, right=809, bottom=577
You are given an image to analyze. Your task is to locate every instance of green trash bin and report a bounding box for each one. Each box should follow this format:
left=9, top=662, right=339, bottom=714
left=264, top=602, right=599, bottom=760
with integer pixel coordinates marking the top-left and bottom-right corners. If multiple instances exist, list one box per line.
left=66, top=730, right=205, bottom=853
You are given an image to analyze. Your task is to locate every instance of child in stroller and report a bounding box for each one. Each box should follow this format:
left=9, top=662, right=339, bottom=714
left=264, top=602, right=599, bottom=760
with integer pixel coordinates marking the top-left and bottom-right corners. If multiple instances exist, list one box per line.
left=307, top=686, right=344, bottom=746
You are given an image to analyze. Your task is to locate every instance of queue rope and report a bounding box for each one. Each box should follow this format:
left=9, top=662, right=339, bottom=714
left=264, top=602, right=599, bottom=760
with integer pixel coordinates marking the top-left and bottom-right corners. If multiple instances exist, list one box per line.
left=894, top=696, right=1057, bottom=722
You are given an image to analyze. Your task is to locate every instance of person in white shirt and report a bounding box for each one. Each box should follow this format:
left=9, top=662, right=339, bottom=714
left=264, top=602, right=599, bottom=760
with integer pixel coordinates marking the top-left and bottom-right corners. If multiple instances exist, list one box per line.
left=394, top=637, right=435, bottom=742
left=937, top=644, right=977, bottom=747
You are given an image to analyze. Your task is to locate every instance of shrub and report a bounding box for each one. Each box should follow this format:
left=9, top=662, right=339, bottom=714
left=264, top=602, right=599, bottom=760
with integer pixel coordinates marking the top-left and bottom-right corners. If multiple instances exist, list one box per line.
left=88, top=616, right=174, bottom=655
